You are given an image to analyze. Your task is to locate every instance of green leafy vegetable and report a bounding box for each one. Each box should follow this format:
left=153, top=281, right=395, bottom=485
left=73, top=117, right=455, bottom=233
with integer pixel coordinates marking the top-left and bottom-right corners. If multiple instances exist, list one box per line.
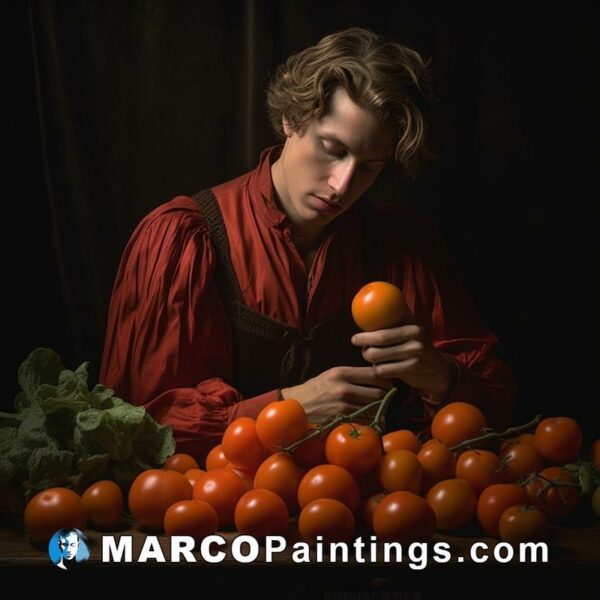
left=0, top=348, right=175, bottom=500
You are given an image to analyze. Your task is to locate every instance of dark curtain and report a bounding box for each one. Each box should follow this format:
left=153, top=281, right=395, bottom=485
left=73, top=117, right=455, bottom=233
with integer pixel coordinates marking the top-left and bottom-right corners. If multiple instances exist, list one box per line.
left=6, top=1, right=598, bottom=438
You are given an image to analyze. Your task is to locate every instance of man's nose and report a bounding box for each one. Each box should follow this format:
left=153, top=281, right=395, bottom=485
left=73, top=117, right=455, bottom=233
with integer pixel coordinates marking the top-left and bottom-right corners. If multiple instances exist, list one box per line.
left=328, top=159, right=357, bottom=199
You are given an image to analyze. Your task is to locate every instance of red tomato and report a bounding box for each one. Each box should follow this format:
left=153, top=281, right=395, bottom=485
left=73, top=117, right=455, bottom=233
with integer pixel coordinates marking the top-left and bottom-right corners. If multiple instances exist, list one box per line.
left=225, top=464, right=256, bottom=491
left=361, top=492, right=385, bottom=530
left=498, top=442, right=544, bottom=483
left=534, top=417, right=583, bottom=463
left=222, top=417, right=270, bottom=469
left=205, top=445, right=229, bottom=470
left=431, top=402, right=487, bottom=448
left=356, top=467, right=383, bottom=498
left=525, top=466, right=581, bottom=520
left=256, top=399, right=308, bottom=452
left=234, top=489, right=289, bottom=537
left=498, top=504, right=548, bottom=543
left=164, top=453, right=200, bottom=474
left=455, top=450, right=504, bottom=496
left=297, top=464, right=360, bottom=512
left=499, top=433, right=536, bottom=452
left=351, top=281, right=407, bottom=331
left=24, top=487, right=87, bottom=544
left=298, top=498, right=355, bottom=543
left=164, top=500, right=219, bottom=540
left=184, top=468, right=206, bottom=489
left=81, top=480, right=123, bottom=529
left=417, top=440, right=456, bottom=489
left=192, top=468, right=247, bottom=528
left=425, top=478, right=477, bottom=531
left=292, top=424, right=327, bottom=468
left=325, top=423, right=383, bottom=478
left=476, top=483, right=529, bottom=537
left=253, top=452, right=305, bottom=513
left=382, top=430, right=422, bottom=454
left=128, top=469, right=192, bottom=531
left=373, top=491, right=436, bottom=544
left=378, top=449, right=423, bottom=494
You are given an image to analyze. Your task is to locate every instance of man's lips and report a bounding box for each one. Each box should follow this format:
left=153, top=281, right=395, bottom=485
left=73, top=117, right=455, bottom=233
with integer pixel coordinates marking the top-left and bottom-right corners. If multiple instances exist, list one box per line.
left=312, top=194, right=340, bottom=208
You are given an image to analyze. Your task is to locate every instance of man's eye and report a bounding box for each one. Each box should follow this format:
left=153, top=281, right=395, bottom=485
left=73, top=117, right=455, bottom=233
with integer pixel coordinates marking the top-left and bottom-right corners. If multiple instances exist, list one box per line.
left=319, top=140, right=345, bottom=158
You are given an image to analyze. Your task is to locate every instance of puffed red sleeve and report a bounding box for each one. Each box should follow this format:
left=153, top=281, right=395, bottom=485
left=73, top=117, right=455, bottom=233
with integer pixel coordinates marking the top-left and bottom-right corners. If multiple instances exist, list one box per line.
left=385, top=204, right=518, bottom=432
left=99, top=196, right=279, bottom=461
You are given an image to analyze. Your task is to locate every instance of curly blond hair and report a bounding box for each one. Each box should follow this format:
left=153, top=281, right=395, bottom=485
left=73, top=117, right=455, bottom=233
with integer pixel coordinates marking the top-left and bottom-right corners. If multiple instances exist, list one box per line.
left=266, top=28, right=435, bottom=179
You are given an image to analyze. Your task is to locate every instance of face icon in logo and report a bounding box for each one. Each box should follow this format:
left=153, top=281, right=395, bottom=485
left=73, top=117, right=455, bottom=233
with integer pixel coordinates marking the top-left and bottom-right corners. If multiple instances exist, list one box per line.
left=49, top=528, right=90, bottom=570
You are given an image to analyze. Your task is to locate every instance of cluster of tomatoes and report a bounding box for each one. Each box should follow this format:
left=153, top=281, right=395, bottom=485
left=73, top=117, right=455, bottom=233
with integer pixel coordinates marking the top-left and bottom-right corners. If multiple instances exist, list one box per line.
left=22, top=397, right=599, bottom=549
left=21, top=283, right=599, bottom=547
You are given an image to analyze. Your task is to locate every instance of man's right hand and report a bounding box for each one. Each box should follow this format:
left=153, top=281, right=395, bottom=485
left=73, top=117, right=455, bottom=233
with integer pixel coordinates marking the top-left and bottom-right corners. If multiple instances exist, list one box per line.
left=280, top=366, right=393, bottom=424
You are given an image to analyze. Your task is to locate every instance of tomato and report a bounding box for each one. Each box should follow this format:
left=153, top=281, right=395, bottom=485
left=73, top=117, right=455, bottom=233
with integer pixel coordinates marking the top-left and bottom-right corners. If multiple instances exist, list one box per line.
left=525, top=466, right=581, bottom=520
left=298, top=498, right=355, bottom=543
left=373, top=491, right=436, bottom=544
left=192, top=468, right=247, bottom=528
left=356, top=467, right=383, bottom=498
left=351, top=281, right=407, bottom=331
left=498, top=504, right=548, bottom=543
left=455, top=450, right=504, bottom=496
left=81, top=480, right=123, bottom=529
left=431, top=402, right=487, bottom=448
left=256, top=399, right=308, bottom=452
left=253, top=452, right=305, bottom=513
left=297, top=464, right=360, bottom=512
left=592, top=439, right=600, bottom=469
left=534, top=417, right=583, bottom=464
left=24, top=487, right=87, bottom=545
left=325, top=423, right=383, bottom=478
left=417, top=440, right=455, bottom=489
left=379, top=449, right=423, bottom=494
left=498, top=442, right=544, bottom=483
left=361, top=492, right=385, bottom=530
left=164, top=453, right=200, bottom=473
left=234, top=489, right=289, bottom=537
left=205, top=444, right=229, bottom=470
left=225, top=464, right=257, bottom=491
left=128, top=469, right=192, bottom=531
left=426, top=478, right=477, bottom=531
left=476, top=483, right=529, bottom=537
left=499, top=433, right=536, bottom=452
left=382, top=429, right=422, bottom=454
left=184, top=468, right=206, bottom=489
left=292, top=424, right=327, bottom=468
left=222, top=417, right=270, bottom=469
left=164, top=500, right=219, bottom=540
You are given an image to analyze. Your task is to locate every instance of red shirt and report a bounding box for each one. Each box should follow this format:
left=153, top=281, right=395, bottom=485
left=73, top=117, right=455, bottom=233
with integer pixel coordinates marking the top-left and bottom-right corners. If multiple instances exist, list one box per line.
left=100, top=146, right=518, bottom=460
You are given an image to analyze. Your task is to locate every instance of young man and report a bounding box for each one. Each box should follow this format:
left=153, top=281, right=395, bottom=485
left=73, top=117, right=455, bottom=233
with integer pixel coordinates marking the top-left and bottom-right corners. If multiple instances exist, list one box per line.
left=100, top=28, right=517, bottom=460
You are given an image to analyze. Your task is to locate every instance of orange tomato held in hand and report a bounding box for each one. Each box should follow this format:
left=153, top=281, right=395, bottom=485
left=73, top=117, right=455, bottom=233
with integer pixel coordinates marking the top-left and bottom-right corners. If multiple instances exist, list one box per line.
left=351, top=281, right=407, bottom=331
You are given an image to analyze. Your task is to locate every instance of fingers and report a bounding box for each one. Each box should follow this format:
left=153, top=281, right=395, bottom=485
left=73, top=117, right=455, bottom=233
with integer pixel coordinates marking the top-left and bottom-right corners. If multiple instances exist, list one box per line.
left=335, top=366, right=393, bottom=390
left=361, top=340, right=425, bottom=364
left=351, top=324, right=424, bottom=348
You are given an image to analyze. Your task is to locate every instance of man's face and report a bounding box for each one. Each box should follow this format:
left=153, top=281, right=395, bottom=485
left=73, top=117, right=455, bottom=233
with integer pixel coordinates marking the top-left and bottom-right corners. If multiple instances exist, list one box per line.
left=272, top=87, right=397, bottom=239
left=59, top=532, right=79, bottom=560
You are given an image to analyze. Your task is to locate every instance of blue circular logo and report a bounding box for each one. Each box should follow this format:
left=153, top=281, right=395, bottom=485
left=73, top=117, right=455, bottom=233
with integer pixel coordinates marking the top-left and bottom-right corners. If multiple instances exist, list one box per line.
left=48, top=529, right=90, bottom=570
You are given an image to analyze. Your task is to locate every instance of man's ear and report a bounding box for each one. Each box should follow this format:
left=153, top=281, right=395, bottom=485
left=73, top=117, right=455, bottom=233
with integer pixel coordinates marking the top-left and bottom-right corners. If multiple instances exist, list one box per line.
left=282, top=116, right=294, bottom=138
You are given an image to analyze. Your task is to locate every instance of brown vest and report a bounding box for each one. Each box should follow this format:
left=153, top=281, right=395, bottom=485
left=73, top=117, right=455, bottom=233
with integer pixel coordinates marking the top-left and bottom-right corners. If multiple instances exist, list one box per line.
left=192, top=189, right=428, bottom=433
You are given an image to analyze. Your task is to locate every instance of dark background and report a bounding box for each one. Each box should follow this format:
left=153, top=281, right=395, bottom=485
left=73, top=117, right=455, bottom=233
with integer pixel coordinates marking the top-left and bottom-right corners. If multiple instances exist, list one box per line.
left=5, top=1, right=599, bottom=440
